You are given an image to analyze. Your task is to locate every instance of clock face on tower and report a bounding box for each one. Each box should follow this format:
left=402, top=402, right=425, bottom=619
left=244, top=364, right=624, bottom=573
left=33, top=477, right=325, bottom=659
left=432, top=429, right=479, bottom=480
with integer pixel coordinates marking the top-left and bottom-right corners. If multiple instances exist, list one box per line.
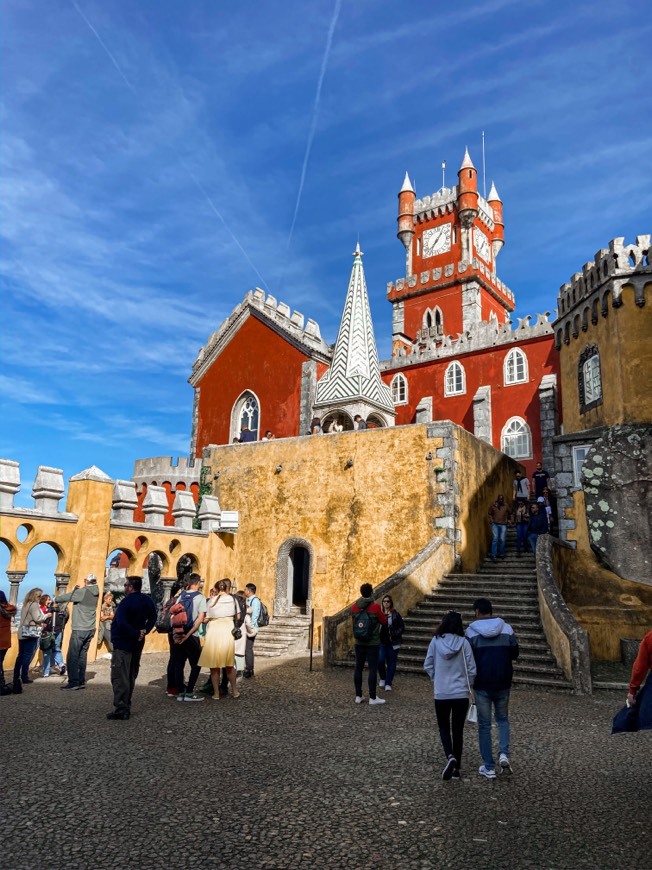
left=473, top=227, right=491, bottom=263
left=422, top=223, right=451, bottom=259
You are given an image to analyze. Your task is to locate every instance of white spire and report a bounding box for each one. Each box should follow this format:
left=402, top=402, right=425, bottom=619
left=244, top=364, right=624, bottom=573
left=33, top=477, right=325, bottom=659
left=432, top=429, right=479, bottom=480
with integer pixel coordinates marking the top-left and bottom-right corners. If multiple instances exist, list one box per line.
left=487, top=180, right=501, bottom=202
left=400, top=171, right=414, bottom=193
left=460, top=147, right=475, bottom=170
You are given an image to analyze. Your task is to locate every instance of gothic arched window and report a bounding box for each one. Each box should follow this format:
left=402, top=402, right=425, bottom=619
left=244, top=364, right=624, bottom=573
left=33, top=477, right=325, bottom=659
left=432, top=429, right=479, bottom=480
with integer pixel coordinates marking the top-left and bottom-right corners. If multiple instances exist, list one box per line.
left=504, top=348, right=528, bottom=385
left=444, top=361, right=466, bottom=396
left=501, top=417, right=532, bottom=459
left=391, top=373, right=408, bottom=405
left=231, top=390, right=260, bottom=441
left=578, top=345, right=602, bottom=412
left=434, top=307, right=444, bottom=335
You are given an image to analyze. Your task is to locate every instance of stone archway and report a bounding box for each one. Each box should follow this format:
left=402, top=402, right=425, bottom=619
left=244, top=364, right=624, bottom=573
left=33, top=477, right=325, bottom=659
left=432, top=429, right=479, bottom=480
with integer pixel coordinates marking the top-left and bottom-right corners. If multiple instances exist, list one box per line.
left=274, top=538, right=315, bottom=616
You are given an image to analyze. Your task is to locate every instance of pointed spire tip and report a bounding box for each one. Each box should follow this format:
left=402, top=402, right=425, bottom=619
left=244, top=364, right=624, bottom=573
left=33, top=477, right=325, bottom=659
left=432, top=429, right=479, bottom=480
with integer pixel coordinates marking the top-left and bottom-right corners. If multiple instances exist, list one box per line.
left=488, top=180, right=501, bottom=202
left=400, top=171, right=414, bottom=193
left=460, top=147, right=475, bottom=170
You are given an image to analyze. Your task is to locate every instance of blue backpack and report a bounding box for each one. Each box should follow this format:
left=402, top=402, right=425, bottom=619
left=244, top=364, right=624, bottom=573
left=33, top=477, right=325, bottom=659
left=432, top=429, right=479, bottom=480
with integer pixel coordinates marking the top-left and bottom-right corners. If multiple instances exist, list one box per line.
left=170, top=590, right=199, bottom=640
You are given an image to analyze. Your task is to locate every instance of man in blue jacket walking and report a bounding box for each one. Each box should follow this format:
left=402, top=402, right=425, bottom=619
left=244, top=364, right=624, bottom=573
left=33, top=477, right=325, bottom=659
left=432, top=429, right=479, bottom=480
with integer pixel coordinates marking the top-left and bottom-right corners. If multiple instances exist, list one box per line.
left=466, top=598, right=519, bottom=779
left=107, top=575, right=157, bottom=721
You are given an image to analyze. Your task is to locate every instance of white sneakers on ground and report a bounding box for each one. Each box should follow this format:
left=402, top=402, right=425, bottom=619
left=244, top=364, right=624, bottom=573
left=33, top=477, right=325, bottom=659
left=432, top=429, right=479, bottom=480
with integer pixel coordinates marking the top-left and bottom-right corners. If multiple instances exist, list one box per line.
left=378, top=679, right=386, bottom=687
left=499, top=753, right=512, bottom=773
left=355, top=696, right=363, bottom=704
left=478, top=765, right=497, bottom=779
left=369, top=697, right=386, bottom=705
left=384, top=685, right=392, bottom=691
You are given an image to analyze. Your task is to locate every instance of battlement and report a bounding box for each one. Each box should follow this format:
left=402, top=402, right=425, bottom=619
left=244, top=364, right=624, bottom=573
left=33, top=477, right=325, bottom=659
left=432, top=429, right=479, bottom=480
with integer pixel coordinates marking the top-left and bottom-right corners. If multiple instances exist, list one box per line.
left=413, top=187, right=495, bottom=232
left=0, top=459, right=112, bottom=517
left=387, top=257, right=514, bottom=307
left=190, top=288, right=331, bottom=384
left=557, top=235, right=651, bottom=317
left=132, top=456, right=200, bottom=489
left=381, top=312, right=553, bottom=369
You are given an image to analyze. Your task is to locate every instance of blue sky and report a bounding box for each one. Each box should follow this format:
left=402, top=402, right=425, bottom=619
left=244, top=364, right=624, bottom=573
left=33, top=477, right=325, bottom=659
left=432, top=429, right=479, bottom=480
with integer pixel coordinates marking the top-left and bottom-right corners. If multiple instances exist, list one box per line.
left=1, top=0, right=650, bottom=595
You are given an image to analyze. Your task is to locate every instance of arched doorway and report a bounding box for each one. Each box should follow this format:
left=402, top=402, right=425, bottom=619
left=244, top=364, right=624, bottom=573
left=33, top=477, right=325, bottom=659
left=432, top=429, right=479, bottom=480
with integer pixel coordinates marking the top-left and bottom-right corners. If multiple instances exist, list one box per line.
left=275, top=538, right=314, bottom=616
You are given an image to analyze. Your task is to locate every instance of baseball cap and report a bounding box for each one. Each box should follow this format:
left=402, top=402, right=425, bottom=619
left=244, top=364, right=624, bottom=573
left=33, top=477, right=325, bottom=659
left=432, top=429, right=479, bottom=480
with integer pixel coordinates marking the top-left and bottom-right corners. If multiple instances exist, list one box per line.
left=85, top=573, right=98, bottom=582
left=537, top=497, right=545, bottom=503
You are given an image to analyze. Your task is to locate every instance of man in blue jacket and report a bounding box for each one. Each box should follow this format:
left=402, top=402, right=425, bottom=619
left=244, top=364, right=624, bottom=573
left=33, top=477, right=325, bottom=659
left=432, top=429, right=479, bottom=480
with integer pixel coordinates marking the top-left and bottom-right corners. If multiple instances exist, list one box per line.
left=466, top=598, right=519, bottom=779
left=107, top=575, right=157, bottom=721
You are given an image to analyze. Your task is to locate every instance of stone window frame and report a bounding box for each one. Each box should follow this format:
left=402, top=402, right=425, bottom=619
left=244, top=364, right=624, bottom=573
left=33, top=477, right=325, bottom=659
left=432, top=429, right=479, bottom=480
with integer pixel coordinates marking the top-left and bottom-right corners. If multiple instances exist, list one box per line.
left=500, top=416, right=532, bottom=459
left=444, top=361, right=466, bottom=397
left=230, top=389, right=261, bottom=441
left=578, top=344, right=602, bottom=413
left=503, top=347, right=528, bottom=386
left=391, top=373, right=408, bottom=406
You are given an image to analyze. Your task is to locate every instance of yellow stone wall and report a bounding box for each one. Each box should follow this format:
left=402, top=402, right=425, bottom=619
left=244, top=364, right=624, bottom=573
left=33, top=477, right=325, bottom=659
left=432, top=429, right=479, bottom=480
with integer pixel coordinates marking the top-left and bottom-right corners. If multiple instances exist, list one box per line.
left=559, top=283, right=652, bottom=434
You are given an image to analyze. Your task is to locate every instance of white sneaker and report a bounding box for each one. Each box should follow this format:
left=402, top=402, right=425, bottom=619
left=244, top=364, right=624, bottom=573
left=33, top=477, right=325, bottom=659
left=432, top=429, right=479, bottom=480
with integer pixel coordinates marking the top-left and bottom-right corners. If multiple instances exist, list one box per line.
left=369, top=697, right=386, bottom=705
left=478, top=765, right=497, bottom=779
left=499, top=753, right=512, bottom=774
left=384, top=685, right=392, bottom=691
left=355, top=696, right=363, bottom=704
left=378, top=679, right=386, bottom=687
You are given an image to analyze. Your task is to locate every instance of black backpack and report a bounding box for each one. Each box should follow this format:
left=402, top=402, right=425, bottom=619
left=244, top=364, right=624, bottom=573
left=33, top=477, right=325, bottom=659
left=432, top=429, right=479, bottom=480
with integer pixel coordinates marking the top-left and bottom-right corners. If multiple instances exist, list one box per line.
left=255, top=598, right=270, bottom=628
left=352, top=606, right=375, bottom=642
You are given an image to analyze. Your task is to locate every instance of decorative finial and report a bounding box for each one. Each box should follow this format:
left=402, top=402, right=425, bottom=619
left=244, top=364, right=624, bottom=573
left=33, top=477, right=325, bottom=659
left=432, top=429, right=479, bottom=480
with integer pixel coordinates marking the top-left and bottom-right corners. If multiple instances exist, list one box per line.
left=353, top=241, right=364, bottom=259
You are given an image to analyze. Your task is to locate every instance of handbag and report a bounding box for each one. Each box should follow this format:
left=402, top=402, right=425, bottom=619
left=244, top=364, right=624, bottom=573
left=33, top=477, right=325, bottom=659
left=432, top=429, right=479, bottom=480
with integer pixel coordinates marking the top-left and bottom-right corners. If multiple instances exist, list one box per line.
left=21, top=621, right=42, bottom=640
left=39, top=632, right=55, bottom=652
left=231, top=597, right=242, bottom=638
left=462, top=644, right=478, bottom=724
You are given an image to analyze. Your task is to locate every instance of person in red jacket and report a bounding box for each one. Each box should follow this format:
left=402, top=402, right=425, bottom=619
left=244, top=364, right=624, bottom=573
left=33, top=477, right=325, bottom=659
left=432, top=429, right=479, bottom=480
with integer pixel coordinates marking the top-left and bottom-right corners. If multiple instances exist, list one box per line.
left=0, top=591, right=18, bottom=695
left=627, top=630, right=652, bottom=707
left=351, top=583, right=387, bottom=705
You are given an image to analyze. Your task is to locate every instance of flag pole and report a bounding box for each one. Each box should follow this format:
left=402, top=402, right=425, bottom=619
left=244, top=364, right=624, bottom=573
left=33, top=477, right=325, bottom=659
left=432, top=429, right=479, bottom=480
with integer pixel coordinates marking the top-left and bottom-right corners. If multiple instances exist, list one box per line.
left=482, top=131, right=486, bottom=199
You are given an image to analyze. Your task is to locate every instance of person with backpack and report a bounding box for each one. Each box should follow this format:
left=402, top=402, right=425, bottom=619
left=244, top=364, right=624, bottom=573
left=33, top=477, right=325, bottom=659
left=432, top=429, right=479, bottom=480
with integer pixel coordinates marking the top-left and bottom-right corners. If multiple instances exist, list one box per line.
left=423, top=610, right=477, bottom=780
left=378, top=594, right=404, bottom=692
left=171, top=573, right=207, bottom=702
left=351, top=583, right=387, bottom=705
left=244, top=583, right=268, bottom=679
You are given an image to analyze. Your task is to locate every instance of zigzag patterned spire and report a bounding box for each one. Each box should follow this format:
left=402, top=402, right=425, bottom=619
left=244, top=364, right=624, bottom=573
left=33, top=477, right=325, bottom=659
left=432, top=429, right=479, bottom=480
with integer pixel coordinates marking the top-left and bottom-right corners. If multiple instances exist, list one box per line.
left=315, top=243, right=394, bottom=413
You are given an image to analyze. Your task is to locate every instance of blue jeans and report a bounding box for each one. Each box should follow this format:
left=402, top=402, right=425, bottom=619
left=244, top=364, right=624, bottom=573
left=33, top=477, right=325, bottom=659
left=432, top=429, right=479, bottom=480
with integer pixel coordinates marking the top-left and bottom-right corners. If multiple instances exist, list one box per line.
left=475, top=688, right=511, bottom=769
left=378, top=644, right=399, bottom=687
left=13, top=638, right=39, bottom=682
left=491, top=523, right=507, bottom=558
left=528, top=533, right=540, bottom=555
left=66, top=629, right=94, bottom=687
left=516, top=522, right=528, bottom=553
left=42, top=632, right=65, bottom=676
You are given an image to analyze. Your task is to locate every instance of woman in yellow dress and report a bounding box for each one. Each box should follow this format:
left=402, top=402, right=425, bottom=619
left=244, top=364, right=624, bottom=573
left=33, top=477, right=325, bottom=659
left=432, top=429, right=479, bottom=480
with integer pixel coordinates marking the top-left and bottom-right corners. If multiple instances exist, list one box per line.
left=198, top=579, right=239, bottom=699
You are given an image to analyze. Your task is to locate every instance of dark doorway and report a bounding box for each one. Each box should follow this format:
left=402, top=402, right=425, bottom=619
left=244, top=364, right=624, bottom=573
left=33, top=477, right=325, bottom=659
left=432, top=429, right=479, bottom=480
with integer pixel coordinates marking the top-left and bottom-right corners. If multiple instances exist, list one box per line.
left=289, top=545, right=310, bottom=610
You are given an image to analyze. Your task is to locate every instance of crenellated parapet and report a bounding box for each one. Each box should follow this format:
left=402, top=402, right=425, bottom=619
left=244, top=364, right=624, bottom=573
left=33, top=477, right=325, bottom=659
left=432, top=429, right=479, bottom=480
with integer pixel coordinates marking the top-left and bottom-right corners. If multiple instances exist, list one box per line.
left=387, top=257, right=514, bottom=309
left=381, top=311, right=553, bottom=369
left=554, top=235, right=651, bottom=348
left=0, top=460, right=80, bottom=520
left=132, top=456, right=201, bottom=492
left=189, top=287, right=332, bottom=386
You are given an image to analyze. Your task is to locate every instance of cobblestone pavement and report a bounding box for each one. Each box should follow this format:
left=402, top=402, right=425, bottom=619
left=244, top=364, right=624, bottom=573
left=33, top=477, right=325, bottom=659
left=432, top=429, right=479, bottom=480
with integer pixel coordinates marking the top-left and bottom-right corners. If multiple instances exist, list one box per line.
left=2, top=653, right=650, bottom=870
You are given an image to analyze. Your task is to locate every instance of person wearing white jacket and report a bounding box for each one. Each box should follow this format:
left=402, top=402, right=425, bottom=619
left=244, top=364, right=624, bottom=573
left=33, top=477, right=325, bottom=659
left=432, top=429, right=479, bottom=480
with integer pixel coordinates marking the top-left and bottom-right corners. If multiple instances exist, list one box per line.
left=424, top=610, right=477, bottom=780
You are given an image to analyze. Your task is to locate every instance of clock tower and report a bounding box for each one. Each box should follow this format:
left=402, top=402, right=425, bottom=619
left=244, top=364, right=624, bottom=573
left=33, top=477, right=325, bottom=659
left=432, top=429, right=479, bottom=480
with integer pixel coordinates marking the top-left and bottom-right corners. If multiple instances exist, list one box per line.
left=389, top=149, right=513, bottom=356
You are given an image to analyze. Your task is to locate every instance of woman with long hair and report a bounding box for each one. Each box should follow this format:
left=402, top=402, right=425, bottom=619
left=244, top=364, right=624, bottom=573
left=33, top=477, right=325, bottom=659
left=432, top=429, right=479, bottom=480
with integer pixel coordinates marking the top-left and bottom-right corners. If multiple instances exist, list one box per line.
left=424, top=610, right=476, bottom=780
left=13, top=587, right=46, bottom=691
left=98, top=591, right=116, bottom=654
left=198, top=579, right=239, bottom=699
left=378, top=594, right=404, bottom=692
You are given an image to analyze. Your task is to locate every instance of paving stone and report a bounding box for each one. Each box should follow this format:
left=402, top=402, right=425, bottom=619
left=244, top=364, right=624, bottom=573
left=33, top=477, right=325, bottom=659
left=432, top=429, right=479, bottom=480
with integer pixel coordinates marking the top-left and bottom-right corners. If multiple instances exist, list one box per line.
left=2, top=653, right=650, bottom=869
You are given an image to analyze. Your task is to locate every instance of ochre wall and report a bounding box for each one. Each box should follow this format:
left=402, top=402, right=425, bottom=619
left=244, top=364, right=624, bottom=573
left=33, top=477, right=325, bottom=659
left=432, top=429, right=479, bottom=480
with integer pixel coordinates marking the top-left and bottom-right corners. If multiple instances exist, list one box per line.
left=383, top=333, right=559, bottom=477
left=203, top=426, right=445, bottom=614
left=195, top=314, right=311, bottom=451
left=558, top=283, right=652, bottom=435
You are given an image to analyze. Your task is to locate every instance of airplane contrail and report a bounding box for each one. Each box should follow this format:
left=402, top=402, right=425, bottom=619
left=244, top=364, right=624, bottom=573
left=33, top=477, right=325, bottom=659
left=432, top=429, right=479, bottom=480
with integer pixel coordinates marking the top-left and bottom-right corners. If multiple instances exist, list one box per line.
left=286, top=0, right=342, bottom=250
left=70, top=0, right=270, bottom=291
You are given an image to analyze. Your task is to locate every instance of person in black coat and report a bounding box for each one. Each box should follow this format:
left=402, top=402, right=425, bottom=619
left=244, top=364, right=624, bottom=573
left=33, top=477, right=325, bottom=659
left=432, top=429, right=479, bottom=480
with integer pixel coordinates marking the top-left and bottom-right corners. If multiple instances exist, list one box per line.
left=378, top=594, right=404, bottom=692
left=527, top=504, right=549, bottom=555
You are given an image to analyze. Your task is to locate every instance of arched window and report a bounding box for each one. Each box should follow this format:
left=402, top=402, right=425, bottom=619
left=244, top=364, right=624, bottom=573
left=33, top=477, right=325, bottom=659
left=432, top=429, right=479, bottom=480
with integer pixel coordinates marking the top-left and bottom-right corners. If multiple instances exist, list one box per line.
left=391, top=373, right=408, bottom=405
left=501, top=417, right=532, bottom=459
left=578, top=345, right=602, bottom=412
left=231, top=390, right=260, bottom=441
left=423, top=309, right=433, bottom=330
left=444, top=361, right=466, bottom=396
left=434, top=306, right=444, bottom=335
left=504, top=348, right=528, bottom=385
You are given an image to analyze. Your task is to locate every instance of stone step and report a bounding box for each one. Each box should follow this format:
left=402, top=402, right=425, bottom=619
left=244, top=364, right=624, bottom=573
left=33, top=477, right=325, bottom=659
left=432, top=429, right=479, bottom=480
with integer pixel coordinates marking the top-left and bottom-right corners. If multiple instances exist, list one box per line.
left=401, top=628, right=548, bottom=644
left=412, top=605, right=541, bottom=619
left=399, top=649, right=559, bottom=668
left=440, top=574, right=536, bottom=585
left=425, top=592, right=539, bottom=605
left=400, top=637, right=551, bottom=654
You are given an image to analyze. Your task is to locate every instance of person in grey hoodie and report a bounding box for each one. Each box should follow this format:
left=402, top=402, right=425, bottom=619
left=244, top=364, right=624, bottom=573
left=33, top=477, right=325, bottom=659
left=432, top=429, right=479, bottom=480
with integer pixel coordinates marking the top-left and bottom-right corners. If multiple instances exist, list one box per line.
left=55, top=573, right=100, bottom=690
left=466, top=598, right=519, bottom=779
left=424, top=611, right=477, bottom=780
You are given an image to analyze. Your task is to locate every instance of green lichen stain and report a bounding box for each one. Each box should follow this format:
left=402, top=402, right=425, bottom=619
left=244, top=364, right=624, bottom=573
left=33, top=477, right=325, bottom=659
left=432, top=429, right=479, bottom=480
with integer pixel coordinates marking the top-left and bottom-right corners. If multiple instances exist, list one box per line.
left=593, top=467, right=604, bottom=476
left=606, top=520, right=615, bottom=528
left=598, top=500, right=609, bottom=512
left=592, top=454, right=603, bottom=463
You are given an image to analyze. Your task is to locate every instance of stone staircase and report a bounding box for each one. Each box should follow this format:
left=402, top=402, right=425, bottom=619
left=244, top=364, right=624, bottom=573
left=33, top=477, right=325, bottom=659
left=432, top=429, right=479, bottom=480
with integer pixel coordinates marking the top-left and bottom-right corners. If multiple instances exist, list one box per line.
left=397, top=530, right=573, bottom=690
left=254, top=612, right=312, bottom=658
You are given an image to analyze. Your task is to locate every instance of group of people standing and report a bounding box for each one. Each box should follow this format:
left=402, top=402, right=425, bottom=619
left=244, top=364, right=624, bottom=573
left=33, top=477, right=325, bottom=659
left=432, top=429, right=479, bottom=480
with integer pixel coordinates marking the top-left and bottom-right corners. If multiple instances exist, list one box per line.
left=488, top=464, right=556, bottom=561
left=351, top=583, right=519, bottom=780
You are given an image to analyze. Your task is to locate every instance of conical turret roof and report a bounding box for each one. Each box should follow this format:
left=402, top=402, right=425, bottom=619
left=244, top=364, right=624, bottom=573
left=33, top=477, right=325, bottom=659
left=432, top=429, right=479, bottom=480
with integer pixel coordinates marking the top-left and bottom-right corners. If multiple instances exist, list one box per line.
left=314, top=244, right=394, bottom=414
left=487, top=180, right=501, bottom=202
left=400, top=171, right=414, bottom=193
left=460, top=147, right=475, bottom=170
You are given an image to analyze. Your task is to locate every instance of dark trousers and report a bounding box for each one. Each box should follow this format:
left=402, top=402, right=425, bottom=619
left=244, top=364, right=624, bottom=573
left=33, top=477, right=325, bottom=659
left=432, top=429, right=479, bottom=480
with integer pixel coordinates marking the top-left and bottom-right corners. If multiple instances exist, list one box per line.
left=111, top=645, right=144, bottom=715
left=67, top=629, right=94, bottom=687
left=173, top=635, right=201, bottom=694
left=245, top=634, right=256, bottom=673
left=516, top=522, right=529, bottom=552
left=0, top=648, right=7, bottom=686
left=354, top=644, right=380, bottom=699
left=13, top=638, right=39, bottom=683
left=434, top=698, right=470, bottom=766
left=378, top=643, right=399, bottom=687
left=166, top=633, right=175, bottom=691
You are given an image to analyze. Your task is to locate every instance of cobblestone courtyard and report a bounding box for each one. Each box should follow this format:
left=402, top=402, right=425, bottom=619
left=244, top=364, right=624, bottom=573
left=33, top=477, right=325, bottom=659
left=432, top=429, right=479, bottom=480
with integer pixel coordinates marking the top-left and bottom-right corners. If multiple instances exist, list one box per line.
left=2, top=653, right=650, bottom=870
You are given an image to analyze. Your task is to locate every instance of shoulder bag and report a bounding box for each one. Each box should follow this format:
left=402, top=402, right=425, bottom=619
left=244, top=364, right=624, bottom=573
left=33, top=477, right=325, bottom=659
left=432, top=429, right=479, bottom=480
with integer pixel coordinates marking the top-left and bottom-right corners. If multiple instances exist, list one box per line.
left=462, top=644, right=478, bottom=724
